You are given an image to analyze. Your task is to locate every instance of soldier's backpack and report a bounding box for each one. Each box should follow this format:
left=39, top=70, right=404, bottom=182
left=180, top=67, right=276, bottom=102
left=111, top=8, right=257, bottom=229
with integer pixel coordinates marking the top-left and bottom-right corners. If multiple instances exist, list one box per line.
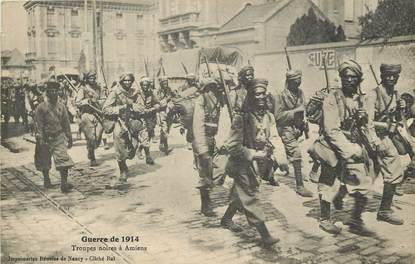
left=172, top=87, right=200, bottom=130
left=306, top=88, right=332, bottom=124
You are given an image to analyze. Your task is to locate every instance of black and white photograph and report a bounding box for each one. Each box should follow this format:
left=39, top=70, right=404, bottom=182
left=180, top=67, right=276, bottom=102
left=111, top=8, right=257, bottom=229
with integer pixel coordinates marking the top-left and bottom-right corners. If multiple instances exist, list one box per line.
left=1, top=0, right=414, bottom=263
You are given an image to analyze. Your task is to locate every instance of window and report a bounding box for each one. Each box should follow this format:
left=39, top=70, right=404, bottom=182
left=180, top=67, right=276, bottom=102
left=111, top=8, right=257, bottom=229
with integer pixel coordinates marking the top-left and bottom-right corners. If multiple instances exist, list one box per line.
left=48, top=37, right=56, bottom=55
left=344, top=0, right=354, bottom=22
left=116, top=12, right=123, bottom=30
left=47, top=7, right=55, bottom=27
left=71, top=9, right=79, bottom=28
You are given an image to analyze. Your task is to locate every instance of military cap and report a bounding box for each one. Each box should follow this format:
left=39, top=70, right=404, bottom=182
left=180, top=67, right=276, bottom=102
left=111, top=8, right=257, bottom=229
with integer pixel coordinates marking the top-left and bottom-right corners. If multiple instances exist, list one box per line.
left=83, top=70, right=97, bottom=79
left=338, top=59, right=363, bottom=79
left=251, top=78, right=268, bottom=89
left=286, top=70, right=302, bottom=80
left=380, top=63, right=402, bottom=74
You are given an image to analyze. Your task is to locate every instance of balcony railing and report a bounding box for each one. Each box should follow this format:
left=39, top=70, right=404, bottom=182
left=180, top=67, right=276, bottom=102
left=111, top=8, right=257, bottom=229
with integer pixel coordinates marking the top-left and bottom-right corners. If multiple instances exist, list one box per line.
left=159, top=12, right=199, bottom=33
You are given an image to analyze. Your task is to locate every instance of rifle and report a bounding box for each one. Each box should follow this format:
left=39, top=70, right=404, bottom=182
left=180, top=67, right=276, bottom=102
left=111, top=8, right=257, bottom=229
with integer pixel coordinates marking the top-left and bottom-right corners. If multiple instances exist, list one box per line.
left=284, top=47, right=292, bottom=70
left=215, top=58, right=233, bottom=122
left=100, top=66, right=108, bottom=89
left=204, top=55, right=211, bottom=77
left=285, top=47, right=309, bottom=138
left=180, top=62, right=188, bottom=75
left=62, top=75, right=80, bottom=93
left=369, top=64, right=380, bottom=86
left=322, top=56, right=329, bottom=90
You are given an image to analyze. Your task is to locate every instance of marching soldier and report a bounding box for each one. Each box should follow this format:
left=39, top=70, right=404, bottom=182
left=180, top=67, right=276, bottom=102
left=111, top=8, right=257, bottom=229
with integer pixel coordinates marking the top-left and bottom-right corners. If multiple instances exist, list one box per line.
left=222, top=79, right=285, bottom=246
left=75, top=71, right=105, bottom=166
left=136, top=77, right=160, bottom=164
left=157, top=77, right=177, bottom=155
left=102, top=73, right=144, bottom=187
left=229, top=66, right=255, bottom=112
left=274, top=70, right=312, bottom=197
left=179, top=73, right=199, bottom=94
left=314, top=59, right=373, bottom=235
left=366, top=63, right=407, bottom=225
left=193, top=78, right=223, bottom=217
left=34, top=81, right=74, bottom=193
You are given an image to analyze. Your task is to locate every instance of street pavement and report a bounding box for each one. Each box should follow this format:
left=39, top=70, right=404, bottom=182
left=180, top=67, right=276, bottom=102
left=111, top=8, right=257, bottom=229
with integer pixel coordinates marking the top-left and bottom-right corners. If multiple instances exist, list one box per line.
left=1, top=122, right=415, bottom=264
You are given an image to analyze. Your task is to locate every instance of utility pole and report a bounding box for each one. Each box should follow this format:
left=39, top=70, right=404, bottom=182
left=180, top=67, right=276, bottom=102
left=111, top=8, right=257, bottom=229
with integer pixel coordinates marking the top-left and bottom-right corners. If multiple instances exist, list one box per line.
left=92, top=0, right=98, bottom=72
left=83, top=0, right=90, bottom=71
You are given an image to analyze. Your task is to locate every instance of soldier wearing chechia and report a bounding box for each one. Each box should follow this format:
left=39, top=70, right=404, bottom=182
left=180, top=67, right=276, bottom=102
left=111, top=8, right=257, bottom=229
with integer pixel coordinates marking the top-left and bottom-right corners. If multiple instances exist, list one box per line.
left=222, top=78, right=284, bottom=246
left=274, top=70, right=312, bottom=197
left=34, top=81, right=74, bottom=193
left=193, top=78, right=223, bottom=217
left=75, top=71, right=106, bottom=167
left=157, top=77, right=177, bottom=155
left=102, top=73, right=146, bottom=187
left=366, top=63, right=408, bottom=225
left=135, top=77, right=161, bottom=165
left=312, top=59, right=373, bottom=235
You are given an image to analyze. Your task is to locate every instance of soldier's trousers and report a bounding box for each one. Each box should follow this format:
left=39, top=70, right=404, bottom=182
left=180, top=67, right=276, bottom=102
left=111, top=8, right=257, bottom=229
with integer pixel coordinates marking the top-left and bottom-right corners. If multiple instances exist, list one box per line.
left=226, top=159, right=265, bottom=226
left=34, top=133, right=74, bottom=171
left=80, top=113, right=103, bottom=150
left=113, top=119, right=144, bottom=162
left=278, top=126, right=302, bottom=162
left=159, top=111, right=173, bottom=142
left=318, top=161, right=372, bottom=202
left=376, top=136, right=404, bottom=184
left=194, top=136, right=215, bottom=189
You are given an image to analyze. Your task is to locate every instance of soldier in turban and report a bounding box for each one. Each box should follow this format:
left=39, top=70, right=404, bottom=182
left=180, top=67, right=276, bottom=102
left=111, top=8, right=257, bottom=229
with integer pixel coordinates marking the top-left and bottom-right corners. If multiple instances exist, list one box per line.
left=366, top=63, right=408, bottom=225
left=274, top=70, right=312, bottom=196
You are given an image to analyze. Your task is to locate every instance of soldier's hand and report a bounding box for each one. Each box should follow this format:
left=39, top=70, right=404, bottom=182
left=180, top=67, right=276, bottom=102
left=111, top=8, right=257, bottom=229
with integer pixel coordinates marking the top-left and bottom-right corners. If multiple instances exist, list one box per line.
left=67, top=137, right=73, bottom=149
left=375, top=142, right=387, bottom=157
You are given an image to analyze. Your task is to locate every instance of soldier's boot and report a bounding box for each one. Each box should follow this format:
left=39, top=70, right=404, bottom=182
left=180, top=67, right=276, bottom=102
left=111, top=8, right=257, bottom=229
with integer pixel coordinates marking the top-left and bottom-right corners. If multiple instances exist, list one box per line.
left=255, top=222, right=279, bottom=247
left=319, top=195, right=341, bottom=234
left=348, top=193, right=373, bottom=236
left=42, top=170, right=53, bottom=189
left=118, top=161, right=128, bottom=183
left=333, top=184, right=347, bottom=210
left=144, top=147, right=155, bottom=165
left=200, top=188, right=216, bottom=217
left=60, top=169, right=73, bottom=193
left=88, top=148, right=98, bottom=167
left=220, top=201, right=243, bottom=232
left=293, top=160, right=313, bottom=197
left=377, top=183, right=404, bottom=225
left=268, top=176, right=279, bottom=186
left=309, top=161, right=320, bottom=183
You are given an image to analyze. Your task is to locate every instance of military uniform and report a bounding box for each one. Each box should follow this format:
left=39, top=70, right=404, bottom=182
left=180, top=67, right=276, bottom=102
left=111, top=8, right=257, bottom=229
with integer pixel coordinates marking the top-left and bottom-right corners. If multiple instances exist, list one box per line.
left=75, top=73, right=106, bottom=165
left=274, top=70, right=312, bottom=197
left=366, top=63, right=407, bottom=225
left=222, top=78, right=281, bottom=246
left=157, top=79, right=177, bottom=154
left=14, top=83, right=28, bottom=126
left=34, top=81, right=74, bottom=192
left=313, top=60, right=372, bottom=235
left=192, top=78, right=222, bottom=216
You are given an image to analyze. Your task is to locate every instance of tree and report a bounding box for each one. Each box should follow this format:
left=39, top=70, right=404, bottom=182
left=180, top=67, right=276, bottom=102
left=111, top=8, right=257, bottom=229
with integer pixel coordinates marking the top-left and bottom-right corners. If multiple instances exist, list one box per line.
left=359, top=0, right=415, bottom=39
left=287, top=8, right=344, bottom=46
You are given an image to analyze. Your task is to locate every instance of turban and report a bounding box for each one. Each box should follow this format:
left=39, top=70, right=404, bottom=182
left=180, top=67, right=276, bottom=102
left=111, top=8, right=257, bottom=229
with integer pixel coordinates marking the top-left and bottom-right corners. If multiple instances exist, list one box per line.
left=338, top=59, right=363, bottom=79
left=159, top=76, right=168, bottom=83
left=83, top=70, right=97, bottom=81
left=380, top=63, right=402, bottom=74
left=186, top=73, right=196, bottom=79
left=200, top=78, right=219, bottom=91
left=139, top=76, right=151, bottom=84
left=238, top=66, right=254, bottom=77
left=286, top=70, right=302, bottom=80
left=251, top=78, right=268, bottom=89
left=45, top=81, right=60, bottom=91
left=119, top=73, right=135, bottom=82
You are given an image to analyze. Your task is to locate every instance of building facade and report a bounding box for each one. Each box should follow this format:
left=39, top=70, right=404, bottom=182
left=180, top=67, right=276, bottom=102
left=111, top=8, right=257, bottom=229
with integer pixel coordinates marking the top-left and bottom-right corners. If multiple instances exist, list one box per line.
left=312, top=0, right=378, bottom=39
left=24, top=0, right=158, bottom=83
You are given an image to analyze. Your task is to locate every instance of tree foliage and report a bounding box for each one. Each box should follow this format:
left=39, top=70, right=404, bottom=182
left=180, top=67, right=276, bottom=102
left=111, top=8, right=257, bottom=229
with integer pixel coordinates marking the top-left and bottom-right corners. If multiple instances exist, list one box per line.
left=287, top=8, right=345, bottom=46
left=359, top=0, right=415, bottom=39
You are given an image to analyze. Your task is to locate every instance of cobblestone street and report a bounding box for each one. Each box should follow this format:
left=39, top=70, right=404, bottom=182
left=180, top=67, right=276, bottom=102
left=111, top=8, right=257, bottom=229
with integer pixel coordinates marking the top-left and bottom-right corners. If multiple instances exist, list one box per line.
left=1, top=123, right=415, bottom=264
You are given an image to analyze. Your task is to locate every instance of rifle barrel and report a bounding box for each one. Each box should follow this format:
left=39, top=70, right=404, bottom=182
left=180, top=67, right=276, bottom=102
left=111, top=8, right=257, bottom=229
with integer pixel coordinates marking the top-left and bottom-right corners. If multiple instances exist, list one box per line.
left=369, top=64, right=380, bottom=86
